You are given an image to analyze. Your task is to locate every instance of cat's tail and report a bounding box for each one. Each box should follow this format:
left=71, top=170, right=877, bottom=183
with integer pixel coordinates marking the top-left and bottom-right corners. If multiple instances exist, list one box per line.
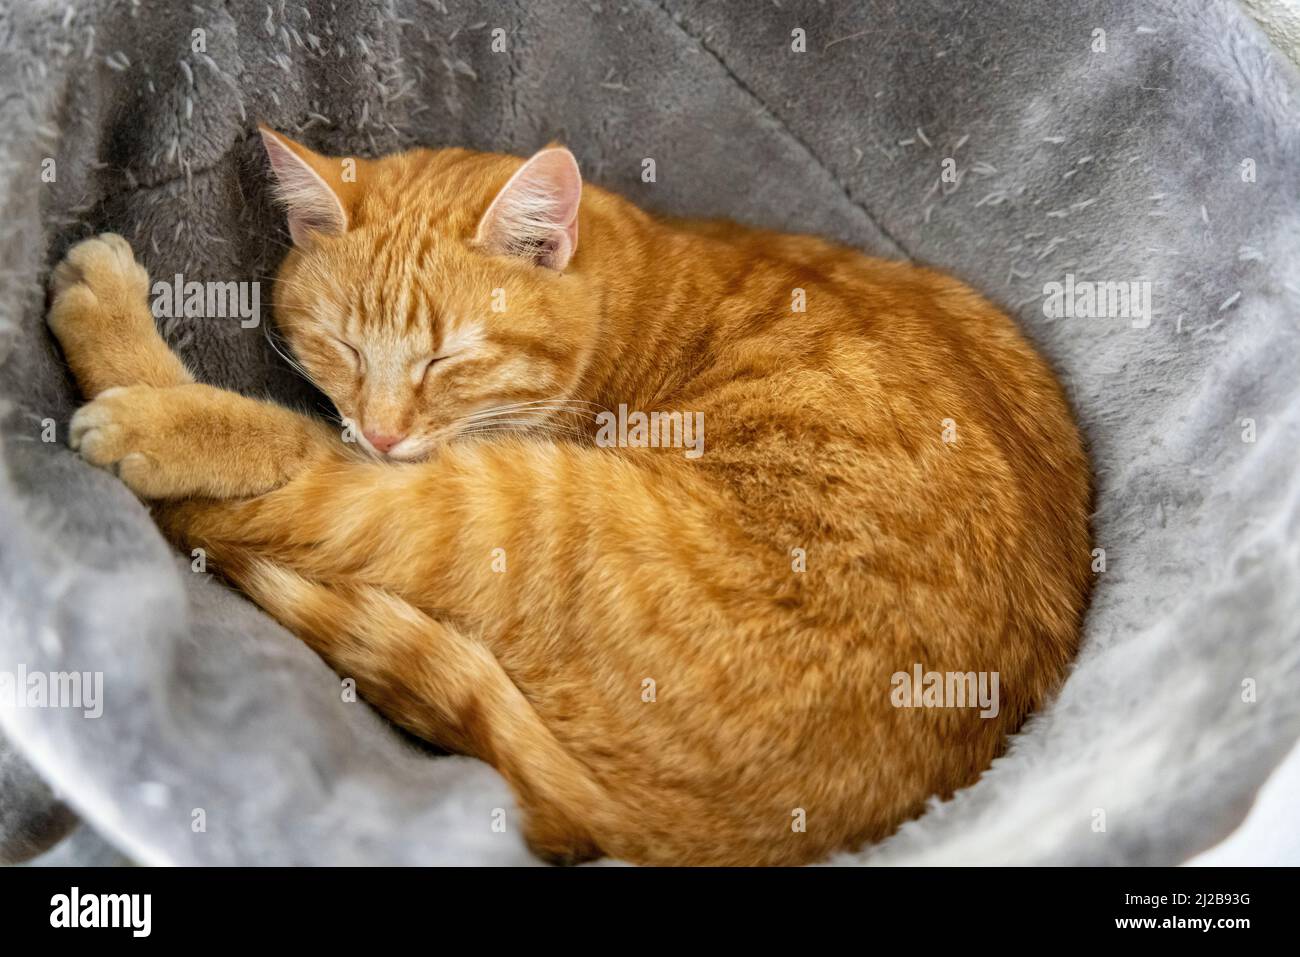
left=215, top=547, right=618, bottom=864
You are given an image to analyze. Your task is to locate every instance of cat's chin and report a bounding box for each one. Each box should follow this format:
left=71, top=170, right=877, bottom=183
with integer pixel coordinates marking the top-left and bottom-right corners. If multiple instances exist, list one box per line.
left=384, top=440, right=436, bottom=462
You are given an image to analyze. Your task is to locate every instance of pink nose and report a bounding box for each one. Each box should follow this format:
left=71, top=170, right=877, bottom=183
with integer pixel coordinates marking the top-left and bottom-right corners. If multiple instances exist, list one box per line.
left=363, top=430, right=405, bottom=454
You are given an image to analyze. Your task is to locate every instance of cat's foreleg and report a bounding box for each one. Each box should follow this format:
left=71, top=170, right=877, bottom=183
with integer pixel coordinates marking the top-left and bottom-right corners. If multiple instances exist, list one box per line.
left=66, top=383, right=344, bottom=499
left=47, top=234, right=346, bottom=498
left=48, top=234, right=195, bottom=396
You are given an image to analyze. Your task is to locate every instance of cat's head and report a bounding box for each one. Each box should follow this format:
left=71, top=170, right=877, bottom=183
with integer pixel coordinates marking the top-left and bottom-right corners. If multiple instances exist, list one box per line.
left=259, top=126, right=593, bottom=461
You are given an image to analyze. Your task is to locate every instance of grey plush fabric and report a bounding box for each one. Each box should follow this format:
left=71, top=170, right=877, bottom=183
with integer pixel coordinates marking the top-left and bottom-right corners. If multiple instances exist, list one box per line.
left=1, top=0, right=1298, bottom=865
left=0, top=734, right=77, bottom=864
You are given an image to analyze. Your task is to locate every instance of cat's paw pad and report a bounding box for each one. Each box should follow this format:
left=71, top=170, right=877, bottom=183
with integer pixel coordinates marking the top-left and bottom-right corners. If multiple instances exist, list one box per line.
left=69, top=386, right=174, bottom=497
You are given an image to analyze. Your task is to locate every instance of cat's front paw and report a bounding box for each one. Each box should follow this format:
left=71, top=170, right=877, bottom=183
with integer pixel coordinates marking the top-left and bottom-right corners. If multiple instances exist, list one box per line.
left=47, top=234, right=193, bottom=398
left=48, top=233, right=150, bottom=339
left=69, top=386, right=191, bottom=499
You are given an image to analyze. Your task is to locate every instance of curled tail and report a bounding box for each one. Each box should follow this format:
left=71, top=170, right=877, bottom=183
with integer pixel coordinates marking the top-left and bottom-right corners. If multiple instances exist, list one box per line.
left=217, top=547, right=618, bottom=864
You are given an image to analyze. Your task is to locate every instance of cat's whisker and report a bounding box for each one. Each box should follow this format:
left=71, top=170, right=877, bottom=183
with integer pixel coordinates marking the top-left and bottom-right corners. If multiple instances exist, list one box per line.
left=472, top=393, right=608, bottom=411
left=264, top=333, right=310, bottom=381
left=457, top=413, right=595, bottom=439
left=458, top=402, right=569, bottom=419
left=460, top=415, right=588, bottom=434
left=261, top=323, right=316, bottom=386
left=485, top=396, right=609, bottom=411
left=513, top=397, right=610, bottom=413
left=460, top=399, right=606, bottom=424
left=460, top=406, right=598, bottom=426
left=454, top=418, right=588, bottom=441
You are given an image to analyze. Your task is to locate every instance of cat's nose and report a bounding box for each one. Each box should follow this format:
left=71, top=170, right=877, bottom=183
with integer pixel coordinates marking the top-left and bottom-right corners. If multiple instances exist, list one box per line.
left=363, top=429, right=406, bottom=454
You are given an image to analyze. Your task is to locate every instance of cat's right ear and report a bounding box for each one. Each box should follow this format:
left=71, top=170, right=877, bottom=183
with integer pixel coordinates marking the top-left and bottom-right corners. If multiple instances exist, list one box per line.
left=475, top=147, right=582, bottom=271
left=258, top=124, right=355, bottom=245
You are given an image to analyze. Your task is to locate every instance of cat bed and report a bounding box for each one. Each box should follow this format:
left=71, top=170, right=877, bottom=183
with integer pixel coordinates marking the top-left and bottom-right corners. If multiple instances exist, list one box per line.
left=2, top=0, right=1299, bottom=865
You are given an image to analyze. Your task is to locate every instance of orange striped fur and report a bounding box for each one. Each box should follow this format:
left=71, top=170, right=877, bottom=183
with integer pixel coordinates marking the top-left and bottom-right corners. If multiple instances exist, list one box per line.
left=46, top=129, right=1092, bottom=865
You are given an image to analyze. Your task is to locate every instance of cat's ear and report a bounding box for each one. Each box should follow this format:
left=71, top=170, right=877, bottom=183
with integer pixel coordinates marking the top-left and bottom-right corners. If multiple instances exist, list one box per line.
left=475, top=147, right=582, bottom=270
left=258, top=124, right=354, bottom=245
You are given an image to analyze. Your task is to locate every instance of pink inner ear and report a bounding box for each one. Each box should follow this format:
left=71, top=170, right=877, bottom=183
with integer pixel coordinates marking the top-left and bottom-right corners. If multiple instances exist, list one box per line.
left=260, top=130, right=348, bottom=245
left=477, top=148, right=582, bottom=270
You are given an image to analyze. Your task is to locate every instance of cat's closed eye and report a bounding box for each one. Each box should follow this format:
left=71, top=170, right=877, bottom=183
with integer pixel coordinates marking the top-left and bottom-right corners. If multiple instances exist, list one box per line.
left=414, top=355, right=449, bottom=386
left=332, top=337, right=363, bottom=372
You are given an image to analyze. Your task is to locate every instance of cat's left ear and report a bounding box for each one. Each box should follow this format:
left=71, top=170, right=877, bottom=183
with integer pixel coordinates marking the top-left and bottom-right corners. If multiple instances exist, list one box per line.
left=258, top=124, right=358, bottom=245
left=475, top=147, right=582, bottom=271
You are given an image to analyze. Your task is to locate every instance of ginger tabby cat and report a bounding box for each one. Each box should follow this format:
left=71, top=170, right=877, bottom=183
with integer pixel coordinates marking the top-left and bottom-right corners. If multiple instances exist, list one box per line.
left=46, top=126, right=1092, bottom=866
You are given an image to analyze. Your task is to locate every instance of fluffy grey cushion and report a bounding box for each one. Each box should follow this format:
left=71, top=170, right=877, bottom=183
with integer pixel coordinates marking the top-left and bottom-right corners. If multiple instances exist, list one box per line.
left=2, top=0, right=1298, bottom=865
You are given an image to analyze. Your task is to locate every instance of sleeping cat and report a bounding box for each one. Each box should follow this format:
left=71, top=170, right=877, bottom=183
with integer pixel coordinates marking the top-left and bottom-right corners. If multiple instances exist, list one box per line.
left=46, top=126, right=1092, bottom=866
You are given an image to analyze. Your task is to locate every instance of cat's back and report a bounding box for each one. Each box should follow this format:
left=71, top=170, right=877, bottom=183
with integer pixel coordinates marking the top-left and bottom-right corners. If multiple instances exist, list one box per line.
left=670, top=218, right=1091, bottom=558
left=641, top=209, right=1092, bottom=663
